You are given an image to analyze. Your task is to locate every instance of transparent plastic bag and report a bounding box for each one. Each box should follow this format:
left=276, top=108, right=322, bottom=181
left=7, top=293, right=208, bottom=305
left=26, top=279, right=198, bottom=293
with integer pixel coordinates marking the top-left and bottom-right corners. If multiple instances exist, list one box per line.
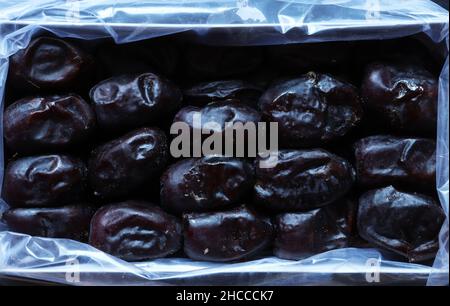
left=0, top=0, right=448, bottom=286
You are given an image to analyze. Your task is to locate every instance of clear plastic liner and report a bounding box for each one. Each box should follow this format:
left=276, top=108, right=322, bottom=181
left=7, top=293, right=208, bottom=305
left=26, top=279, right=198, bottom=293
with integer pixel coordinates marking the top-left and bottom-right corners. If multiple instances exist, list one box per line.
left=0, top=0, right=448, bottom=286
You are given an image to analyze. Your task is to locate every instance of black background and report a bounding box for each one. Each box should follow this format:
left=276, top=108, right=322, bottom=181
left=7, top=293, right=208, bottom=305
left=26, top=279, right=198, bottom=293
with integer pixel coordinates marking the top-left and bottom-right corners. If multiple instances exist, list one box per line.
left=433, top=0, right=449, bottom=9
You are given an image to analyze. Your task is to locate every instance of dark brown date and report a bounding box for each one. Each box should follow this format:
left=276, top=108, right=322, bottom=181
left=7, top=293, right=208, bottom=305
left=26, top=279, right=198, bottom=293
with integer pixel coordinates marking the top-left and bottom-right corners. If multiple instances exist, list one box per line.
left=354, top=135, right=436, bottom=191
left=174, top=100, right=261, bottom=128
left=254, top=149, right=355, bottom=212
left=2, top=155, right=87, bottom=208
left=183, top=80, right=263, bottom=107
left=183, top=205, right=273, bottom=262
left=274, top=198, right=356, bottom=260
left=173, top=100, right=261, bottom=157
left=8, top=37, right=93, bottom=91
left=358, top=186, right=445, bottom=262
left=184, top=45, right=263, bottom=79
left=3, top=94, right=96, bottom=155
left=89, top=201, right=182, bottom=261
left=160, top=156, right=254, bottom=214
left=88, top=127, right=168, bottom=199
left=90, top=73, right=182, bottom=131
left=3, top=205, right=95, bottom=241
left=259, top=72, right=362, bottom=147
left=361, top=63, right=438, bottom=134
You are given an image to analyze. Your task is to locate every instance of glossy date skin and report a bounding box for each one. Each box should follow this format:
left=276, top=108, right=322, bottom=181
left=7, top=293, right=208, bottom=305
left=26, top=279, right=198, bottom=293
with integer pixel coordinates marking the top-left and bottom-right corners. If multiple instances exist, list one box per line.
left=3, top=205, right=95, bottom=241
left=90, top=73, right=182, bottom=131
left=174, top=99, right=261, bottom=126
left=173, top=100, right=261, bottom=157
left=183, top=80, right=263, bottom=107
left=89, top=127, right=168, bottom=199
left=354, top=135, right=436, bottom=191
left=274, top=198, right=356, bottom=260
left=3, top=94, right=96, bottom=155
left=358, top=186, right=445, bottom=262
left=183, top=205, right=273, bottom=262
left=184, top=45, right=263, bottom=79
left=9, top=37, right=93, bottom=91
left=161, top=156, right=254, bottom=214
left=89, top=201, right=182, bottom=261
left=259, top=72, right=362, bottom=148
left=361, top=63, right=438, bottom=134
left=254, top=149, right=355, bottom=212
left=3, top=155, right=87, bottom=208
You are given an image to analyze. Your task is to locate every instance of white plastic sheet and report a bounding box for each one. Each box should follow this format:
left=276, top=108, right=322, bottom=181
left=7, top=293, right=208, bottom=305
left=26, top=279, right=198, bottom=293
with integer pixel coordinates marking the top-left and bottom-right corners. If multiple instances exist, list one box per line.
left=0, top=0, right=448, bottom=285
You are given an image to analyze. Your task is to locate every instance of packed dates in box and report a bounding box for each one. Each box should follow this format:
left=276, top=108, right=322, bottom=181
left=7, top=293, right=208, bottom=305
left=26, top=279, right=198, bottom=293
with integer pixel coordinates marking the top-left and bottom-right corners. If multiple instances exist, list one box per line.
left=1, top=35, right=444, bottom=266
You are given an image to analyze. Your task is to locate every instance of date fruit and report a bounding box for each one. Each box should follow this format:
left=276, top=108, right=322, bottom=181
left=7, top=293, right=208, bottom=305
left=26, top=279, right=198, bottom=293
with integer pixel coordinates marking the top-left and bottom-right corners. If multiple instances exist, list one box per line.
left=254, top=149, right=355, bottom=212
left=183, top=205, right=273, bottom=262
left=259, top=72, right=362, bottom=147
left=3, top=155, right=87, bottom=208
left=172, top=100, right=261, bottom=158
left=90, top=73, right=182, bottom=131
left=274, top=198, right=356, bottom=260
left=89, top=127, right=168, bottom=199
left=174, top=99, right=261, bottom=126
left=358, top=186, right=445, bottom=262
left=3, top=94, right=96, bottom=154
left=3, top=205, right=95, bottom=241
left=161, top=156, right=254, bottom=214
left=354, top=135, right=436, bottom=190
left=89, top=201, right=182, bottom=261
left=361, top=63, right=438, bottom=134
left=9, top=36, right=93, bottom=91
left=183, top=80, right=263, bottom=107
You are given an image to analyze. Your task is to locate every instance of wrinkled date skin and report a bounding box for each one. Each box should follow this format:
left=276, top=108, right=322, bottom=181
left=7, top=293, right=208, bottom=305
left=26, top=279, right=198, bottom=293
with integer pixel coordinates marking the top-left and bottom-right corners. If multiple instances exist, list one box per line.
left=89, top=201, right=182, bottom=261
left=358, top=186, right=445, bottom=262
left=3, top=155, right=87, bottom=208
left=8, top=36, right=93, bottom=91
left=89, top=127, right=168, bottom=199
left=254, top=149, right=355, bottom=212
left=161, top=156, right=254, bottom=214
left=90, top=73, right=182, bottom=131
left=3, top=94, right=96, bottom=155
left=183, top=205, right=273, bottom=262
left=274, top=198, right=356, bottom=260
left=174, top=100, right=261, bottom=129
left=3, top=205, right=95, bottom=241
left=173, top=100, right=261, bottom=153
left=184, top=45, right=263, bottom=79
left=183, top=80, right=263, bottom=107
left=354, top=135, right=436, bottom=191
left=361, top=63, right=438, bottom=134
left=259, top=72, right=362, bottom=147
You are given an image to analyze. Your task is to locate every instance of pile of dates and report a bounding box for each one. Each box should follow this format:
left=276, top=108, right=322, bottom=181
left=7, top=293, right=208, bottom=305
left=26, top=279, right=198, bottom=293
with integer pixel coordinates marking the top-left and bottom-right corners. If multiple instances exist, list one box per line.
left=1, top=36, right=445, bottom=264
